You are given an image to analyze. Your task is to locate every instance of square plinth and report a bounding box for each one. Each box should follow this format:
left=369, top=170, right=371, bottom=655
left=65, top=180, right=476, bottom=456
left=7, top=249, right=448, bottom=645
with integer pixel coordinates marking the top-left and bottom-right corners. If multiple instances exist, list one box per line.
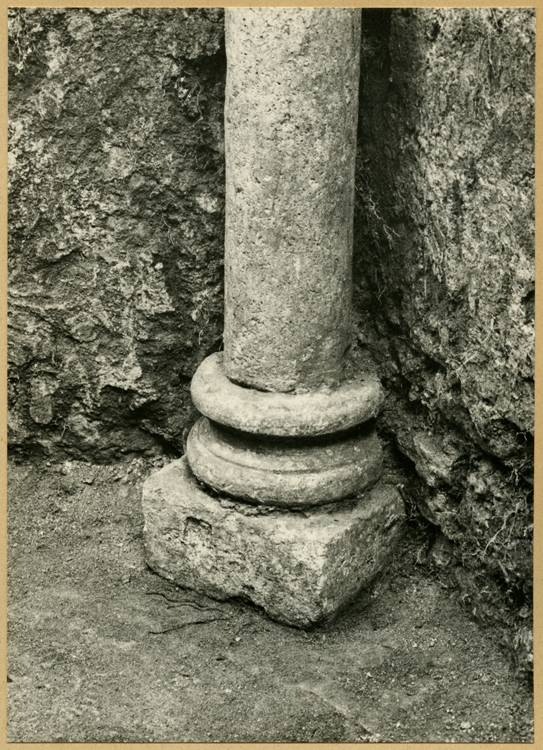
left=142, top=457, right=405, bottom=627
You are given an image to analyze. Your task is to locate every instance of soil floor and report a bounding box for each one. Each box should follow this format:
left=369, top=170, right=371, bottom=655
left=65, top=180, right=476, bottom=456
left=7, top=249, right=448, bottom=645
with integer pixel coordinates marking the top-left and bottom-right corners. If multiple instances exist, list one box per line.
left=7, top=457, right=534, bottom=743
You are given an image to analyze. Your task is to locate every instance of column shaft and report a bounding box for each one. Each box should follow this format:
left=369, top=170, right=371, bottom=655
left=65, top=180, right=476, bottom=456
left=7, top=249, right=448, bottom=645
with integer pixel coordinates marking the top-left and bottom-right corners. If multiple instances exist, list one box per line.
left=223, top=8, right=361, bottom=392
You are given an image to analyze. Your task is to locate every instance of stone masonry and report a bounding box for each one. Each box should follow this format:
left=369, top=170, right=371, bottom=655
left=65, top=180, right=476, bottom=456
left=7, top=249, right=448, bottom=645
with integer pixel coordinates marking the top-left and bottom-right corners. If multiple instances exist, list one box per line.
left=143, top=8, right=405, bottom=627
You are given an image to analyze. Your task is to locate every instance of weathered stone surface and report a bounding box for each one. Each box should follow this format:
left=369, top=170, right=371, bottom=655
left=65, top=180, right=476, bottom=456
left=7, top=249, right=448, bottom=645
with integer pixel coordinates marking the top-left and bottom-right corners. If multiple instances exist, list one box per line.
left=223, top=8, right=361, bottom=392
left=396, top=429, right=464, bottom=489
left=142, top=457, right=405, bottom=627
left=191, top=352, right=384, bottom=437
left=8, top=8, right=226, bottom=461
left=185, top=417, right=382, bottom=507
left=355, top=8, right=534, bottom=470
left=354, top=8, right=534, bottom=672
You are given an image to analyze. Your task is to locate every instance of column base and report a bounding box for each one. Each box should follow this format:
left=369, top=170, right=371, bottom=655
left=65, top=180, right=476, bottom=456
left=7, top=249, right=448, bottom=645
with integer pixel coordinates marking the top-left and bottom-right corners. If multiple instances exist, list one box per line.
left=142, top=457, right=405, bottom=627
left=186, top=417, right=383, bottom=508
left=191, top=353, right=384, bottom=437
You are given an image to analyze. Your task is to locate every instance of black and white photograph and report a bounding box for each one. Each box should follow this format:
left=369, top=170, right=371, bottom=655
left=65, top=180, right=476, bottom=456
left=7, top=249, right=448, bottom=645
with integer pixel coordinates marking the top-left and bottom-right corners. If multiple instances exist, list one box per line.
left=7, top=4, right=535, bottom=743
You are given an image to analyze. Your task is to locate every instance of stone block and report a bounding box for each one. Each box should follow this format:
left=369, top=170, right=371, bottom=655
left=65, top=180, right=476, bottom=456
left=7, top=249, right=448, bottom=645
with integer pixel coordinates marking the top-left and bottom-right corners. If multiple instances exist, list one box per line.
left=142, top=457, right=405, bottom=627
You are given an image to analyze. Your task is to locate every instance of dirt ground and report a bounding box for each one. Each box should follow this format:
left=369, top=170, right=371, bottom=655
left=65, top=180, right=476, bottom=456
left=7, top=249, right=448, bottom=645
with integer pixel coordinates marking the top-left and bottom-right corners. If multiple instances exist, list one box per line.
left=7, top=457, right=534, bottom=743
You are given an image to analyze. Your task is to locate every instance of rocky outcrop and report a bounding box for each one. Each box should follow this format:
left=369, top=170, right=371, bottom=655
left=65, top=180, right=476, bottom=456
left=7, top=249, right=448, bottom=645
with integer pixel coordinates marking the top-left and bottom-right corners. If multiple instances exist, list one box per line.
left=354, top=8, right=534, bottom=676
left=8, top=8, right=226, bottom=461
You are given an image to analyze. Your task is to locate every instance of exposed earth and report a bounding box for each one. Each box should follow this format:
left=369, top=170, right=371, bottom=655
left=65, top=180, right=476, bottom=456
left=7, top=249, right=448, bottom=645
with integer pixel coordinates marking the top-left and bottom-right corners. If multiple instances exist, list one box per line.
left=7, top=457, right=534, bottom=743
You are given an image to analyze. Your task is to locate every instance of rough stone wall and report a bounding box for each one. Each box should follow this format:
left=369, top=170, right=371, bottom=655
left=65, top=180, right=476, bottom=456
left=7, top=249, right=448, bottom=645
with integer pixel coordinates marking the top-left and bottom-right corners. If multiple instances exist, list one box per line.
left=8, top=8, right=226, bottom=461
left=354, top=8, right=534, bottom=674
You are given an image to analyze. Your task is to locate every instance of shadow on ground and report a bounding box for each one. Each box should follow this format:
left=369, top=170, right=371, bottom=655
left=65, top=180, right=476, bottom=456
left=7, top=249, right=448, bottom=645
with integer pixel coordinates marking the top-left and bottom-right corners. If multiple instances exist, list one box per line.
left=7, top=457, right=534, bottom=742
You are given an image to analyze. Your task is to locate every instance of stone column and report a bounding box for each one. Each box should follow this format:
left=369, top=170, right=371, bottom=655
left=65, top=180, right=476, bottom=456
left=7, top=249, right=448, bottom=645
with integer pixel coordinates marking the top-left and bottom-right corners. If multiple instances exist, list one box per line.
left=223, top=8, right=359, bottom=392
left=143, top=8, right=404, bottom=628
